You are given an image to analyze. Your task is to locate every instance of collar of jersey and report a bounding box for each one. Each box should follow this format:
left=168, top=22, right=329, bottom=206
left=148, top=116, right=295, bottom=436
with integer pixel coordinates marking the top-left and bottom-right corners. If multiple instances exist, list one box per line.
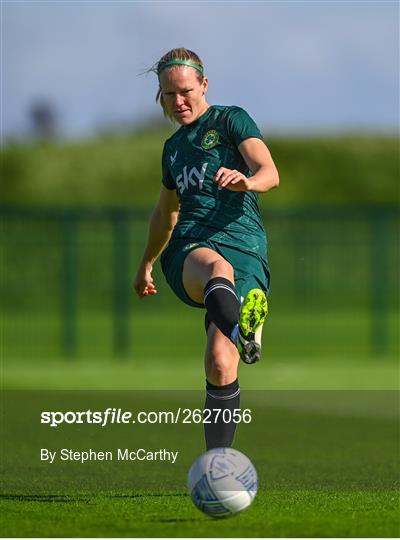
left=182, top=105, right=214, bottom=129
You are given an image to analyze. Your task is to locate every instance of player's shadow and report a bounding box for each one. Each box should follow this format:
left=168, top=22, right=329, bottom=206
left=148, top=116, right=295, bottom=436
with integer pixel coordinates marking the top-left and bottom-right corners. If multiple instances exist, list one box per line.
left=1, top=492, right=187, bottom=502
left=1, top=493, right=202, bottom=522
left=0, top=494, right=93, bottom=504
left=157, top=517, right=201, bottom=523
left=110, top=492, right=186, bottom=498
left=110, top=493, right=202, bottom=523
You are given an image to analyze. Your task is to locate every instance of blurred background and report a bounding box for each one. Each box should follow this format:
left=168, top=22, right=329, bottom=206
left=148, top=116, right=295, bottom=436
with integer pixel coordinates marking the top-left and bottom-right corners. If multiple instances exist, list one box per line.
left=2, top=1, right=399, bottom=390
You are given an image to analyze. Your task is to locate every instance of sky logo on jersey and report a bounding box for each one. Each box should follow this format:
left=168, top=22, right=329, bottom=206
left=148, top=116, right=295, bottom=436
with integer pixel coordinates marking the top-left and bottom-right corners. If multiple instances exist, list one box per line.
left=176, top=163, right=208, bottom=194
left=201, top=129, right=219, bottom=150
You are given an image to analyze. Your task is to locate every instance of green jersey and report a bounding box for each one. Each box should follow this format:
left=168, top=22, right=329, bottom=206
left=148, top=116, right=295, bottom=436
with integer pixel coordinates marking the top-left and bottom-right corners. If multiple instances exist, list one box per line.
left=162, top=105, right=267, bottom=258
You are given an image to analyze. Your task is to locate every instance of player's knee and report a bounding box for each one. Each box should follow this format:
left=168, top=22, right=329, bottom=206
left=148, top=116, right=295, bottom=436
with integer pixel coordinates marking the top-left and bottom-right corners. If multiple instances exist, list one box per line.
left=206, top=347, right=237, bottom=386
left=207, top=365, right=237, bottom=386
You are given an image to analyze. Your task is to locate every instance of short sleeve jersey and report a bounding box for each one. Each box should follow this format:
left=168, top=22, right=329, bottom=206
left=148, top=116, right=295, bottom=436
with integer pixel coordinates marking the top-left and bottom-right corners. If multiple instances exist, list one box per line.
left=162, top=105, right=267, bottom=258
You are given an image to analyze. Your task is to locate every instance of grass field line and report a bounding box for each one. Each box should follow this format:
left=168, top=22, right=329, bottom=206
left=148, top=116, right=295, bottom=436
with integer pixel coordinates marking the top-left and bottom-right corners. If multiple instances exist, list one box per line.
left=3, top=357, right=398, bottom=391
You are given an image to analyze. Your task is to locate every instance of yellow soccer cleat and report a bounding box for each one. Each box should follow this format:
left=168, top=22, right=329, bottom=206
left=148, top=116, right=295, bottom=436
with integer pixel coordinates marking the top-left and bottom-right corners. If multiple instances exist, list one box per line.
left=237, top=289, right=268, bottom=364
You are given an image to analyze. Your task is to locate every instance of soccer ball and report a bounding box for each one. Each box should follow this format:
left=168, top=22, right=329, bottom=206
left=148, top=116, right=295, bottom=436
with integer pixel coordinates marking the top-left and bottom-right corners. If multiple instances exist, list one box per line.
left=187, top=447, right=258, bottom=518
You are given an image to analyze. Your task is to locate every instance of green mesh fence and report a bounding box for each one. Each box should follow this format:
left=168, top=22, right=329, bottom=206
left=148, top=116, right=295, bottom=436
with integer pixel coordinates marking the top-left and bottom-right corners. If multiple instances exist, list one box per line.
left=1, top=205, right=398, bottom=360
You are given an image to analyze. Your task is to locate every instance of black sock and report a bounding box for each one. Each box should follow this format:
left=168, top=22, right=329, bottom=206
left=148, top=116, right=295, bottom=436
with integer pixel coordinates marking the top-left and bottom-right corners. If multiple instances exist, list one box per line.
left=204, top=277, right=240, bottom=343
left=204, top=379, right=240, bottom=450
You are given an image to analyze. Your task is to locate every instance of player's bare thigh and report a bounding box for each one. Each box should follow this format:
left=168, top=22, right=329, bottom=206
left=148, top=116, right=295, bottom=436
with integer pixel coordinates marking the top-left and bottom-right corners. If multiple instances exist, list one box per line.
left=182, top=247, right=234, bottom=304
left=205, top=322, right=239, bottom=386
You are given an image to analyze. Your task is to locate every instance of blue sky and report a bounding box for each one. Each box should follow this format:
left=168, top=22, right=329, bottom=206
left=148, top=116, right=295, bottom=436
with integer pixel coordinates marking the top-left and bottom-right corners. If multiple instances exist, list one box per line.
left=3, top=1, right=399, bottom=137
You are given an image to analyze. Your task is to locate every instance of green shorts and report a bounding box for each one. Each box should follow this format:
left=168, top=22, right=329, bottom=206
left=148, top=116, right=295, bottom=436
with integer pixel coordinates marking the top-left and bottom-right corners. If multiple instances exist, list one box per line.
left=160, top=239, right=270, bottom=309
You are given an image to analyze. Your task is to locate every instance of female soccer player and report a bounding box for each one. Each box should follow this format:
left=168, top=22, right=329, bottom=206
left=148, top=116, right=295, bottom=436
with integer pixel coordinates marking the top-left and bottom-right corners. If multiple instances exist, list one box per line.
left=134, top=48, right=279, bottom=450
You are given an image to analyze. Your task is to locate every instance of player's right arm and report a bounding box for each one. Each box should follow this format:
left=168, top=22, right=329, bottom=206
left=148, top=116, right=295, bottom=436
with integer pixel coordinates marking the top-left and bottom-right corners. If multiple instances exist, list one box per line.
left=133, top=185, right=179, bottom=299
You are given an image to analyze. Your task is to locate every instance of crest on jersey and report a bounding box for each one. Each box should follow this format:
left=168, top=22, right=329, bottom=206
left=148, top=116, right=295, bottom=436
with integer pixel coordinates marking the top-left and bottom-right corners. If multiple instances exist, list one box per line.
left=201, top=129, right=219, bottom=150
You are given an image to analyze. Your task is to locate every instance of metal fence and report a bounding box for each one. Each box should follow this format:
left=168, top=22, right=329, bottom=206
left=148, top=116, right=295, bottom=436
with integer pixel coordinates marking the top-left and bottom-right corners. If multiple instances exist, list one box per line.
left=1, top=205, right=398, bottom=359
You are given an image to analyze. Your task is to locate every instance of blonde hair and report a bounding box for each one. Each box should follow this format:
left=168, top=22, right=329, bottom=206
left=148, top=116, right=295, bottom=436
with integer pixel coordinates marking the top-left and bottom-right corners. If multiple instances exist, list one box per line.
left=148, top=48, right=205, bottom=121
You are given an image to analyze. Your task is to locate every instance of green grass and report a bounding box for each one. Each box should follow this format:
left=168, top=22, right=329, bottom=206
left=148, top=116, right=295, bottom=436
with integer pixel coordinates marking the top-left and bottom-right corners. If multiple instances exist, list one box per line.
left=1, top=490, right=398, bottom=537
left=3, top=306, right=399, bottom=391
left=1, top=390, right=398, bottom=537
left=2, top=304, right=399, bottom=537
left=3, top=307, right=399, bottom=369
left=3, top=357, right=399, bottom=390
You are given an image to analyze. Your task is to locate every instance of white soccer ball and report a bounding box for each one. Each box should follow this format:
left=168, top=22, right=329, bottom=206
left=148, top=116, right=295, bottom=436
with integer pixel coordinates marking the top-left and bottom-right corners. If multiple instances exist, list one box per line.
left=187, top=447, right=258, bottom=518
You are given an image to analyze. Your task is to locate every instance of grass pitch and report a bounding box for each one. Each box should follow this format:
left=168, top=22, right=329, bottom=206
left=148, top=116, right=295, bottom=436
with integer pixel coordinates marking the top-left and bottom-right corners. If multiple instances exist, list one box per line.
left=2, top=308, right=399, bottom=537
left=1, top=489, right=398, bottom=537
left=1, top=388, right=398, bottom=537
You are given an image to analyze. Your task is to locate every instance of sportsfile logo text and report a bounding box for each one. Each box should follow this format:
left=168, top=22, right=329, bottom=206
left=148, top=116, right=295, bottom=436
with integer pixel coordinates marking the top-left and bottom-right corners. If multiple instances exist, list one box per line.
left=40, top=407, right=252, bottom=427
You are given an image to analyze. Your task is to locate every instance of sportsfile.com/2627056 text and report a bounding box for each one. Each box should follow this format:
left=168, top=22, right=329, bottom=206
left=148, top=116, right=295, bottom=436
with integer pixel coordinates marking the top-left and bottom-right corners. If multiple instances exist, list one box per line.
left=40, top=408, right=253, bottom=427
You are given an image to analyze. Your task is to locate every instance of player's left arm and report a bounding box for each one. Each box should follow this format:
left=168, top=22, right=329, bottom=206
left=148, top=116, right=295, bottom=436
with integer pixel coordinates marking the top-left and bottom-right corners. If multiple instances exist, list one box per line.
left=215, top=138, right=279, bottom=193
